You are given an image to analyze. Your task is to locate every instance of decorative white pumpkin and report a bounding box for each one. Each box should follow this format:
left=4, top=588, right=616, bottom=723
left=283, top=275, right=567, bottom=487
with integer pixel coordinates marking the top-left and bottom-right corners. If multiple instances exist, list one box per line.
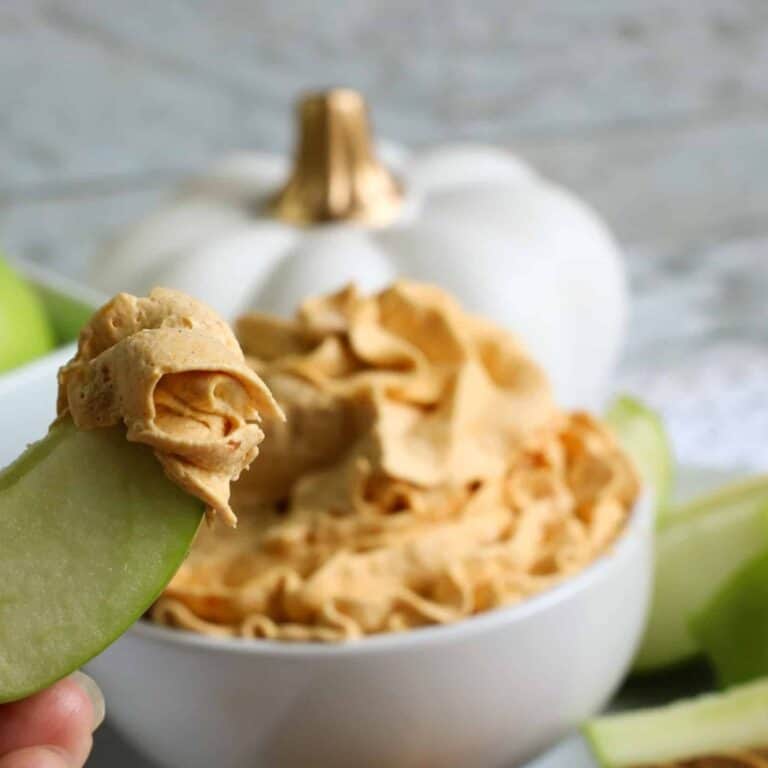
left=91, top=89, right=627, bottom=409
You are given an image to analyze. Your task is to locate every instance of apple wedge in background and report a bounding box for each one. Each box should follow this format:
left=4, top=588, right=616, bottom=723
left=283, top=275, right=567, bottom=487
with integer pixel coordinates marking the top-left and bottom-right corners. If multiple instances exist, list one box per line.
left=0, top=419, right=203, bottom=703
left=692, top=549, right=768, bottom=688
left=0, top=256, right=55, bottom=372
left=585, top=677, right=768, bottom=767
left=582, top=396, right=768, bottom=675
left=605, top=395, right=674, bottom=517
left=632, top=477, right=768, bottom=673
left=605, top=395, right=768, bottom=675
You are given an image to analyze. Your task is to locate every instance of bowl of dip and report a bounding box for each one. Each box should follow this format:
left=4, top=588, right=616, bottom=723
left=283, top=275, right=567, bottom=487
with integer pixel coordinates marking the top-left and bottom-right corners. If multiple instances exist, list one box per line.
left=87, top=281, right=653, bottom=767
left=88, top=493, right=651, bottom=768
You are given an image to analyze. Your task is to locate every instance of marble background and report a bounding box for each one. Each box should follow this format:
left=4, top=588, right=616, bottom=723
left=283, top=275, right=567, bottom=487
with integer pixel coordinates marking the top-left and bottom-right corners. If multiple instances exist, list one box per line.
left=2, top=0, right=768, bottom=275
left=2, top=1, right=768, bottom=765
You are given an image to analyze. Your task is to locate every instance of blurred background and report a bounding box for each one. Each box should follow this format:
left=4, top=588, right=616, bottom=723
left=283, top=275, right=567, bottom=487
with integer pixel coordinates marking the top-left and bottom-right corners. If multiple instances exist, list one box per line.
left=2, top=0, right=767, bottom=270
left=2, top=3, right=768, bottom=763
left=4, top=2, right=768, bottom=423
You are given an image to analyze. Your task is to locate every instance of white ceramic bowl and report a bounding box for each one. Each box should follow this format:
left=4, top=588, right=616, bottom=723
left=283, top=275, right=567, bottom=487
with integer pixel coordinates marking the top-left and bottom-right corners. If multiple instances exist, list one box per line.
left=88, top=495, right=652, bottom=768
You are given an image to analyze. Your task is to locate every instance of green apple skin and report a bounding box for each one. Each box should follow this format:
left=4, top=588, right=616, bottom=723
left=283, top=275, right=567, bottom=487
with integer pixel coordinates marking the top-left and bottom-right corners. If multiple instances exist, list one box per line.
left=0, top=257, right=55, bottom=372
left=691, top=549, right=768, bottom=688
left=0, top=420, right=203, bottom=703
left=585, top=677, right=768, bottom=767
left=605, top=395, right=674, bottom=518
left=633, top=479, right=768, bottom=673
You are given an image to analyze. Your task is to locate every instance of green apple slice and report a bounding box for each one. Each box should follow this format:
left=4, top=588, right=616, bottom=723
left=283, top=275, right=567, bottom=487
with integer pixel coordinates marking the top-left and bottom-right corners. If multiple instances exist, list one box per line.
left=633, top=477, right=768, bottom=673
left=605, top=395, right=673, bottom=517
left=0, top=256, right=55, bottom=372
left=691, top=550, right=768, bottom=688
left=584, top=677, right=768, bottom=767
left=0, top=419, right=203, bottom=703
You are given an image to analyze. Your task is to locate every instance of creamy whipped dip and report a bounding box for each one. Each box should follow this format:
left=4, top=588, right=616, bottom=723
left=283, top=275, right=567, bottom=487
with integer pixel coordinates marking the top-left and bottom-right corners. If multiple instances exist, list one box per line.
left=57, top=288, right=281, bottom=526
left=152, top=281, right=639, bottom=640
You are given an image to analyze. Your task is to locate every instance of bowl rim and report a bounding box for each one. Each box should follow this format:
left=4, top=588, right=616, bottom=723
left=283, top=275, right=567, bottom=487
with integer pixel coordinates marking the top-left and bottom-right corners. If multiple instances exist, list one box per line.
left=129, top=491, right=652, bottom=657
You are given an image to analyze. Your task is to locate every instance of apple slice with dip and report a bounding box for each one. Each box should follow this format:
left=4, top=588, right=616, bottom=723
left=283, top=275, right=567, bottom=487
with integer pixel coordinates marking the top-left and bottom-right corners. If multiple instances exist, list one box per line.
left=0, top=288, right=280, bottom=703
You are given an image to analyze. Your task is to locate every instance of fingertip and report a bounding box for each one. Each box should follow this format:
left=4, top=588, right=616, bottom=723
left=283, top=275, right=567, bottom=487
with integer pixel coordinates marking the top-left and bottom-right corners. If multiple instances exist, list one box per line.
left=45, top=676, right=95, bottom=739
left=68, top=673, right=104, bottom=732
left=0, top=745, right=71, bottom=768
left=42, top=678, right=95, bottom=765
left=0, top=678, right=94, bottom=764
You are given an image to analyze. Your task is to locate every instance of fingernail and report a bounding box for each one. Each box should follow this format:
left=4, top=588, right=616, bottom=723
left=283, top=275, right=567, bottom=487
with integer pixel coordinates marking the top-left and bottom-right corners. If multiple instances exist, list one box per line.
left=70, top=671, right=105, bottom=731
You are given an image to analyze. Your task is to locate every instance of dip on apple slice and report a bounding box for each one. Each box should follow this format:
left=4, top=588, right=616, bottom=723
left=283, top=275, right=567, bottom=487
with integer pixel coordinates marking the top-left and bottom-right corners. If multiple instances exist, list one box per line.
left=0, top=289, right=280, bottom=703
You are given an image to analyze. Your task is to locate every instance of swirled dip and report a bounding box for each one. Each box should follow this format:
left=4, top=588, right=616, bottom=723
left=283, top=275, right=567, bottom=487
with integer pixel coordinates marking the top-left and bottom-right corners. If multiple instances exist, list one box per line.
left=153, top=281, right=639, bottom=641
left=57, top=288, right=281, bottom=526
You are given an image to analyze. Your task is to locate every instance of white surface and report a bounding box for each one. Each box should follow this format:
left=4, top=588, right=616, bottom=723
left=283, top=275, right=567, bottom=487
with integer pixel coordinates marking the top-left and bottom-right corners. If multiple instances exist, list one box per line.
left=0, top=347, right=650, bottom=768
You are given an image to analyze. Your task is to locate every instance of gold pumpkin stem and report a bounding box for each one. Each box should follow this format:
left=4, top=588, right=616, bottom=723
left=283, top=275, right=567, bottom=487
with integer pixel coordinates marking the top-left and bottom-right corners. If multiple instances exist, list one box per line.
left=270, top=89, right=402, bottom=227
